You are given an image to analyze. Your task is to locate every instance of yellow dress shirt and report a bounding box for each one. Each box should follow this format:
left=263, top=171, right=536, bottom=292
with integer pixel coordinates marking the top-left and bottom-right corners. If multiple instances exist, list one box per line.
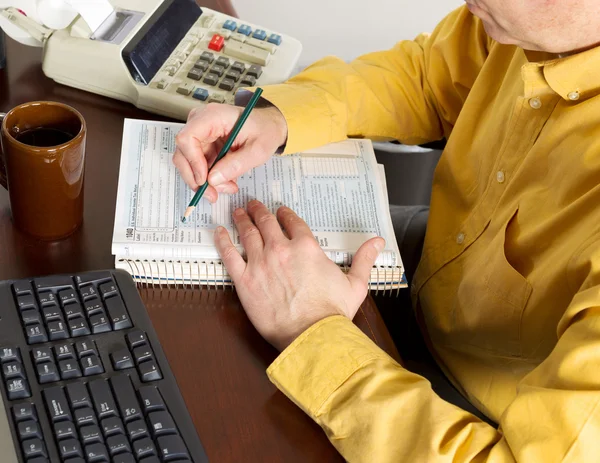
left=259, top=6, right=600, bottom=462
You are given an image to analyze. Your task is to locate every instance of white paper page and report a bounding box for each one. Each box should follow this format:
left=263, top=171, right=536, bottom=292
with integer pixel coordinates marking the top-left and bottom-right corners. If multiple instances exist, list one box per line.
left=112, top=119, right=400, bottom=267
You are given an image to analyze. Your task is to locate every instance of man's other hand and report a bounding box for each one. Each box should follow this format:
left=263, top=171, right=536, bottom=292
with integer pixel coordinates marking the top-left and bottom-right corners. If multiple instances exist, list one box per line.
left=215, top=200, right=385, bottom=351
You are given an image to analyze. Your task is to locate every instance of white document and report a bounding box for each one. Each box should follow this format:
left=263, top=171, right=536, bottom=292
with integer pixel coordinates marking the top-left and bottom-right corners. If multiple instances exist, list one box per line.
left=112, top=119, right=402, bottom=268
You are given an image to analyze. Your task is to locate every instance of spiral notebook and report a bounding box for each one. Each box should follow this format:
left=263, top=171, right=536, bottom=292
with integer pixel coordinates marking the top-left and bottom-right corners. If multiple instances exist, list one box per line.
left=112, top=119, right=407, bottom=294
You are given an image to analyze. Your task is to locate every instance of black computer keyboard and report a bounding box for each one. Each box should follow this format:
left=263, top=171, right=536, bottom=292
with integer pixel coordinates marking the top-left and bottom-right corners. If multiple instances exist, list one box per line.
left=0, top=269, right=209, bottom=463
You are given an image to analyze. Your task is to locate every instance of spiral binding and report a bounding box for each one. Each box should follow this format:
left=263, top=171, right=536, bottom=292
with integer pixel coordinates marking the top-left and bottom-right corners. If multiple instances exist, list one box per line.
left=118, top=259, right=403, bottom=296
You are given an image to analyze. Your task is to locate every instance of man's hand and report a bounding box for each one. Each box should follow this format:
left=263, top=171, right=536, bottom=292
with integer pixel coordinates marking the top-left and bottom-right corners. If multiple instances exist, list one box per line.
left=214, top=200, right=385, bottom=351
left=173, top=103, right=288, bottom=202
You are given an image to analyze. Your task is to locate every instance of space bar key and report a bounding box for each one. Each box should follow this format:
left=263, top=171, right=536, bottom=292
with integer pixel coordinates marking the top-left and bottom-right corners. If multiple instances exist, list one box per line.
left=223, top=42, right=270, bottom=66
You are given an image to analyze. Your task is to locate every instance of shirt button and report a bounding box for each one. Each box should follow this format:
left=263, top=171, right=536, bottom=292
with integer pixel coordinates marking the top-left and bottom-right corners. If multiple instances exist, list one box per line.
left=529, top=97, right=542, bottom=109
left=456, top=233, right=465, bottom=244
left=496, top=171, right=505, bottom=183
left=568, top=91, right=580, bottom=101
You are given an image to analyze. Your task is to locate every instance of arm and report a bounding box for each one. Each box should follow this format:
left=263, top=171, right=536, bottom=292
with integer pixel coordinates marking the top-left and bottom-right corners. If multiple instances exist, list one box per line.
left=259, top=5, right=492, bottom=154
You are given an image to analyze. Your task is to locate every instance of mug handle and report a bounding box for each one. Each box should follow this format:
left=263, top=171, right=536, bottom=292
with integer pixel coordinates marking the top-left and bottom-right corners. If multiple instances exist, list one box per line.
left=0, top=112, right=6, bottom=190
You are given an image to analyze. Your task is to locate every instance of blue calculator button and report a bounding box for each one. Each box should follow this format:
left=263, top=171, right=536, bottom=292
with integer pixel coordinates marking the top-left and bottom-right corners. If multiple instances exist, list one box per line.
left=223, top=19, right=237, bottom=31
left=238, top=24, right=252, bottom=36
left=252, top=29, right=267, bottom=41
left=267, top=33, right=282, bottom=46
left=192, top=88, right=209, bottom=101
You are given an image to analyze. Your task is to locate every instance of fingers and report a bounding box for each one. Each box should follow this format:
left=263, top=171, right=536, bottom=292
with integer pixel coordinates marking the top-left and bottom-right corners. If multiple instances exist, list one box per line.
left=172, top=149, right=197, bottom=189
left=347, top=237, right=385, bottom=296
left=214, top=226, right=246, bottom=281
left=233, top=207, right=264, bottom=260
left=276, top=206, right=313, bottom=240
left=247, top=200, right=285, bottom=243
left=208, top=144, right=265, bottom=187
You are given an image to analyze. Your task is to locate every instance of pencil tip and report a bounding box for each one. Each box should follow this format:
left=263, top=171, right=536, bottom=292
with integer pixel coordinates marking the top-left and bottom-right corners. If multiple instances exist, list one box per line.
left=181, top=217, right=186, bottom=223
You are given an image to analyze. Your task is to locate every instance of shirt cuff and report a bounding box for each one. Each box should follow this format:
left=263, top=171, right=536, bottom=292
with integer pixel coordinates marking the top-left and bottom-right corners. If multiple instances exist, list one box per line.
left=267, top=315, right=392, bottom=417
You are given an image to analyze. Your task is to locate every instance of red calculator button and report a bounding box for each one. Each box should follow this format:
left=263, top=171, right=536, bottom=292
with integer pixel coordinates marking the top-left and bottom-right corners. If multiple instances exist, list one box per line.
left=208, top=34, right=225, bottom=52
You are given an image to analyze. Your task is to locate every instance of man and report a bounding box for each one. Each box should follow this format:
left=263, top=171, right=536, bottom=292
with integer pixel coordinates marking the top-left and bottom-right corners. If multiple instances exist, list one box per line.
left=174, top=1, right=600, bottom=461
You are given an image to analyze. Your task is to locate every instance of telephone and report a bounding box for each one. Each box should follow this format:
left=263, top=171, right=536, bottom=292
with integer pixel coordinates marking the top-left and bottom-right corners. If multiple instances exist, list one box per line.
left=0, top=0, right=302, bottom=120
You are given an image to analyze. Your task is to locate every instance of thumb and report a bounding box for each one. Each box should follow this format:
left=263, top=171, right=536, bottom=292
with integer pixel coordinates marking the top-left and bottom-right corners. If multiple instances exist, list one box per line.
left=208, top=144, right=268, bottom=186
left=347, top=237, right=385, bottom=297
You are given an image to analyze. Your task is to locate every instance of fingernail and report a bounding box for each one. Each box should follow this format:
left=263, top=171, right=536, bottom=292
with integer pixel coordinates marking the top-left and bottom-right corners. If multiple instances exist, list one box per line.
left=234, top=208, right=245, bottom=216
left=374, top=238, right=385, bottom=252
left=209, top=171, right=226, bottom=186
left=194, top=171, right=204, bottom=185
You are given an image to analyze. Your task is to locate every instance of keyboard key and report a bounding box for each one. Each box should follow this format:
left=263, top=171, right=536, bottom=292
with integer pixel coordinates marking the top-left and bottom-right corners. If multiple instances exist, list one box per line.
left=113, top=452, right=136, bottom=463
left=237, top=24, right=252, bottom=36
left=148, top=411, right=177, bottom=439
left=138, top=386, right=166, bottom=413
left=157, top=434, right=190, bottom=461
left=85, top=442, right=109, bottom=462
left=21, top=309, right=41, bottom=326
left=36, top=362, right=60, bottom=384
left=111, top=348, right=134, bottom=370
left=32, top=346, right=53, bottom=364
left=55, top=343, right=75, bottom=360
left=133, top=437, right=156, bottom=460
left=69, top=317, right=91, bottom=337
left=247, top=64, right=263, bottom=78
left=101, top=416, right=125, bottom=437
left=105, top=297, right=132, bottom=330
left=13, top=403, right=37, bottom=422
left=267, top=33, right=282, bottom=45
left=34, top=275, right=73, bottom=291
left=192, top=88, right=209, bottom=101
left=222, top=19, right=237, bottom=31
left=75, top=407, right=97, bottom=427
left=133, top=345, right=153, bottom=364
left=90, top=313, right=111, bottom=333
left=223, top=41, right=270, bottom=66
left=12, top=280, right=33, bottom=295
left=110, top=375, right=142, bottom=422
left=59, top=359, right=82, bottom=380
left=126, top=419, right=149, bottom=442
left=84, top=298, right=104, bottom=316
left=47, top=320, right=68, bottom=341
left=252, top=29, right=267, bottom=40
left=89, top=379, right=118, bottom=419
left=3, top=361, right=25, bottom=379
left=7, top=378, right=31, bottom=399
left=54, top=420, right=77, bottom=440
left=64, top=302, right=84, bottom=319
left=187, top=68, right=203, bottom=81
left=17, top=294, right=38, bottom=311
left=127, top=329, right=148, bottom=349
left=44, top=386, right=72, bottom=422
left=66, top=382, right=92, bottom=409
left=75, top=271, right=112, bottom=287
left=139, top=360, right=162, bottom=382
left=80, top=424, right=103, bottom=445
left=58, top=288, right=78, bottom=305
left=219, top=78, right=235, bottom=91
left=58, top=438, right=83, bottom=459
left=42, top=305, right=62, bottom=323
left=75, top=340, right=98, bottom=358
left=208, top=34, right=225, bottom=52
left=107, top=434, right=131, bottom=456
left=18, top=419, right=42, bottom=440
left=28, top=458, right=50, bottom=463
left=98, top=281, right=118, bottom=299
left=0, top=347, right=21, bottom=363
left=81, top=354, right=104, bottom=376
left=22, top=438, right=47, bottom=459
left=78, top=284, right=98, bottom=300
left=37, top=291, right=56, bottom=306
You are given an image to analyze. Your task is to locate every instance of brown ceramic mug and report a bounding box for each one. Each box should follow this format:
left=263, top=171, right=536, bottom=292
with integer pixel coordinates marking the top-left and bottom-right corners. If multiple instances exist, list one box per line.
left=0, top=101, right=86, bottom=240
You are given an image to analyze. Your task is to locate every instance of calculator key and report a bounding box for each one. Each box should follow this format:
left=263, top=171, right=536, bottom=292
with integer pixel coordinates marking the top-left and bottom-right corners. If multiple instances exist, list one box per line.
left=80, top=424, right=103, bottom=445
left=251, top=29, right=267, bottom=40
left=225, top=69, right=241, bottom=82
left=0, top=347, right=21, bottom=364
left=241, top=75, right=257, bottom=87
left=104, top=297, right=132, bottom=330
left=192, top=88, right=209, bottom=101
left=75, top=407, right=97, bottom=427
left=44, top=386, right=73, bottom=422
left=54, top=420, right=77, bottom=440
left=81, top=354, right=104, bottom=376
left=230, top=60, right=245, bottom=73
left=246, top=64, right=263, bottom=79
left=18, top=419, right=42, bottom=440
left=69, top=317, right=91, bottom=337
left=177, top=83, right=194, bottom=96
left=37, top=291, right=56, bottom=306
left=13, top=280, right=33, bottom=295
left=59, top=359, right=83, bottom=380
left=230, top=32, right=247, bottom=43
left=3, top=361, right=24, bottom=380
left=219, top=78, right=235, bottom=91
left=139, top=360, right=162, bottom=382
left=223, top=41, right=270, bottom=66
left=37, top=362, right=60, bottom=384
left=247, top=37, right=277, bottom=54
left=133, top=437, right=156, bottom=460
left=89, top=379, right=118, bottom=419
left=218, top=28, right=232, bottom=39
left=102, top=416, right=125, bottom=437
left=58, top=438, right=83, bottom=459
left=107, top=434, right=132, bottom=456
left=208, top=34, right=225, bottom=52
left=187, top=68, right=203, bottom=81
left=66, top=382, right=92, bottom=409
left=138, top=386, right=165, bottom=413
left=55, top=343, right=75, bottom=360
left=21, top=309, right=41, bottom=326
left=126, top=419, right=149, bottom=441
left=42, top=305, right=62, bottom=323
left=111, top=348, right=134, bottom=370
left=64, top=302, right=84, bottom=320
left=199, top=51, right=214, bottom=63
left=207, top=93, right=225, bottom=104
left=202, top=73, right=219, bottom=86
left=210, top=64, right=225, bottom=77
left=157, top=434, right=190, bottom=461
left=267, top=33, right=282, bottom=45
left=26, top=324, right=48, bottom=344
left=85, top=442, right=109, bottom=462
left=156, top=79, right=168, bottom=90
left=78, top=284, right=98, bottom=300
left=32, top=347, right=53, bottom=364
left=237, top=24, right=252, bottom=36
left=90, top=313, right=111, bottom=333
left=17, top=294, right=38, bottom=311
left=7, top=378, right=31, bottom=399
left=22, top=438, right=47, bottom=459
left=215, top=56, right=230, bottom=68
left=222, top=19, right=237, bottom=31
left=193, top=60, right=209, bottom=72
left=164, top=65, right=177, bottom=77
left=47, top=320, right=68, bottom=341
left=13, top=403, right=37, bottom=422
left=98, top=281, right=118, bottom=299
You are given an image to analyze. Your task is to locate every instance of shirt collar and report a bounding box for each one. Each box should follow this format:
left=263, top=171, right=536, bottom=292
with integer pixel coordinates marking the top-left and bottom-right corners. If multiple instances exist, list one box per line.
left=524, top=46, right=600, bottom=101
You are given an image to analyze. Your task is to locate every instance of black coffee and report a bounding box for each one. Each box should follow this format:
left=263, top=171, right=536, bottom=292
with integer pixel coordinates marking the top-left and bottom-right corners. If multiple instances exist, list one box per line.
left=15, top=127, right=74, bottom=147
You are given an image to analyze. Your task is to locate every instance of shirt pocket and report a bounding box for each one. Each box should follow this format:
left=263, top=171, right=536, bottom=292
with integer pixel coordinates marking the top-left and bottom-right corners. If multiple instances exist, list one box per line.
left=453, top=207, right=532, bottom=357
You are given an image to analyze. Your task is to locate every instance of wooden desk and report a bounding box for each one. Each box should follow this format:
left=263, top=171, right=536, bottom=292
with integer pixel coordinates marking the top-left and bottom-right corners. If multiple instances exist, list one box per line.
left=0, top=37, right=400, bottom=462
